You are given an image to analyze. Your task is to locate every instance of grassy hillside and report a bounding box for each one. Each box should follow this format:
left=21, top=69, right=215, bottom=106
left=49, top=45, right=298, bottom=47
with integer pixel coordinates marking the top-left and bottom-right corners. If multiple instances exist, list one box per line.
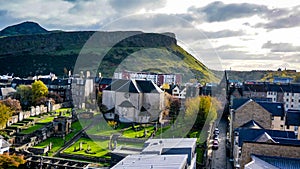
left=0, top=30, right=218, bottom=83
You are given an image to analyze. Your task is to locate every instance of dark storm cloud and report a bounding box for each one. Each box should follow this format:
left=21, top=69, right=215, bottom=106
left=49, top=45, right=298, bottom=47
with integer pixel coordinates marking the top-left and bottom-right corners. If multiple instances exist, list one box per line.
left=189, top=1, right=268, bottom=22
left=262, top=41, right=300, bottom=52
left=109, top=0, right=166, bottom=12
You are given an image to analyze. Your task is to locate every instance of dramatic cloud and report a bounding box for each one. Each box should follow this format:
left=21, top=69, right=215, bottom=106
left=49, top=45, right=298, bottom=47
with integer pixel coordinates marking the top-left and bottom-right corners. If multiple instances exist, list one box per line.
left=109, top=0, right=166, bottom=12
left=189, top=1, right=268, bottom=22
left=202, top=30, right=245, bottom=39
left=262, top=41, right=300, bottom=52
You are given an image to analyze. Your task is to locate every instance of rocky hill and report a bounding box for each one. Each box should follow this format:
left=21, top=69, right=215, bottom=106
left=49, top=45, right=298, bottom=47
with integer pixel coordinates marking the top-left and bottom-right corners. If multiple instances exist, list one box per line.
left=0, top=21, right=48, bottom=37
left=0, top=22, right=219, bottom=83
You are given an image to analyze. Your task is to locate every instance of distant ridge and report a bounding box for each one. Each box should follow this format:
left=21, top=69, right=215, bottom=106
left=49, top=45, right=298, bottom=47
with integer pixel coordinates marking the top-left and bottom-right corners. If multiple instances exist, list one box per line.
left=0, top=21, right=48, bottom=37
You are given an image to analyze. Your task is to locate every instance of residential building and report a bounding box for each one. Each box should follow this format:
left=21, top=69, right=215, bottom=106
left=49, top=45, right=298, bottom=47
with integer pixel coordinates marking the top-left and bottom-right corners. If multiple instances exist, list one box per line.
left=233, top=121, right=296, bottom=168
left=113, top=70, right=182, bottom=86
left=72, top=71, right=95, bottom=109
left=285, top=109, right=300, bottom=139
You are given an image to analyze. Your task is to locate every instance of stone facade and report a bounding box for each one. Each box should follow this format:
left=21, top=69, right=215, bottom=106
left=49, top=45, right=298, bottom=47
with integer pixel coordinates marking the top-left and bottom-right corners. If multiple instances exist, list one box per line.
left=241, top=142, right=300, bottom=168
left=233, top=100, right=272, bottom=130
left=272, top=116, right=285, bottom=130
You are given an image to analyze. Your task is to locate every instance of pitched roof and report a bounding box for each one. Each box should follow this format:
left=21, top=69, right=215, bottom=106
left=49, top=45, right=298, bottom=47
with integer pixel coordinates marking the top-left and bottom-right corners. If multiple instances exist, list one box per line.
left=98, top=77, right=112, bottom=85
left=235, top=128, right=295, bottom=147
left=117, top=80, right=141, bottom=93
left=246, top=155, right=279, bottom=169
left=136, top=80, right=162, bottom=93
left=254, top=154, right=300, bottom=169
left=0, top=87, right=16, bottom=97
left=0, top=137, right=10, bottom=149
left=239, top=120, right=263, bottom=129
left=231, top=98, right=250, bottom=109
left=256, top=102, right=284, bottom=117
left=104, top=79, right=129, bottom=91
left=285, top=110, right=300, bottom=126
left=119, top=100, right=135, bottom=108
left=254, top=132, right=276, bottom=143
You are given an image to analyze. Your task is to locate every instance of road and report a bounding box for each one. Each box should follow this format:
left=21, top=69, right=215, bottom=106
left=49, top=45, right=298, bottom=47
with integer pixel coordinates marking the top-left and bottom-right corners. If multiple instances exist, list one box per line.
left=205, top=115, right=232, bottom=169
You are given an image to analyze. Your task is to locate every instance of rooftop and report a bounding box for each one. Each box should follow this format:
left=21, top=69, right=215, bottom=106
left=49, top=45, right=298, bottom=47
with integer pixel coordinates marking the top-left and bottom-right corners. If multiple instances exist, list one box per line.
left=142, top=138, right=197, bottom=154
left=111, top=154, right=188, bottom=169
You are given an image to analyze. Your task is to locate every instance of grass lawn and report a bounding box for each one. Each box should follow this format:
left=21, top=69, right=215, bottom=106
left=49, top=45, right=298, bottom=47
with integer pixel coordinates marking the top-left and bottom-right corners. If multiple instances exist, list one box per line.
left=86, top=118, right=120, bottom=136
left=20, top=124, right=45, bottom=134
left=38, top=116, right=55, bottom=123
left=34, top=121, right=85, bottom=156
left=122, top=125, right=154, bottom=138
left=63, top=137, right=109, bottom=158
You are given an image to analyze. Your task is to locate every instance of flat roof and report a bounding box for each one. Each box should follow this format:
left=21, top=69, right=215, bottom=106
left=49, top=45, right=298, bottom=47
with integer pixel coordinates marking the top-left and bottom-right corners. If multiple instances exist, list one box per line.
left=111, top=154, right=188, bottom=169
left=142, top=138, right=197, bottom=154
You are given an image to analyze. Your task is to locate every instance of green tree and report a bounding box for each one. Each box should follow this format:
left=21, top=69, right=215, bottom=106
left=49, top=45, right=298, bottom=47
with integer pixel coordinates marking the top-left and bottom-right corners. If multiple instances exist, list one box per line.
left=15, top=85, right=32, bottom=110
left=0, top=103, right=12, bottom=129
left=32, top=80, right=48, bottom=105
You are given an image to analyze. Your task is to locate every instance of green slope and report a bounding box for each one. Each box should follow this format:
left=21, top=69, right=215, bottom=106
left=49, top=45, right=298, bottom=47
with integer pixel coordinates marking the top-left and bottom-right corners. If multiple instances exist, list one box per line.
left=0, top=30, right=218, bottom=83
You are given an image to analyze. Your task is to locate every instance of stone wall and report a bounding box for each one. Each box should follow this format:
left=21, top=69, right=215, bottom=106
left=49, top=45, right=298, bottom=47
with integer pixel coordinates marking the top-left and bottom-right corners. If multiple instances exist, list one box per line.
left=233, top=100, right=272, bottom=129
left=241, top=142, right=300, bottom=168
left=28, top=146, right=49, bottom=155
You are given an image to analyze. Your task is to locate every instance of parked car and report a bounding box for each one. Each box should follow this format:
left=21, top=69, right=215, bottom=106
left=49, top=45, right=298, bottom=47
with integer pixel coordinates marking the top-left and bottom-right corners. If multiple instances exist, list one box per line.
left=212, top=140, right=219, bottom=150
left=213, top=134, right=219, bottom=141
left=214, top=127, right=220, bottom=135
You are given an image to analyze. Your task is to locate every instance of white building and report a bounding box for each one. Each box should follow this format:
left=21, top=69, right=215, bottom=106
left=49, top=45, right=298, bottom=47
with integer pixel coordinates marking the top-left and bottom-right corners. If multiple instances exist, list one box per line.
left=0, top=136, right=10, bottom=154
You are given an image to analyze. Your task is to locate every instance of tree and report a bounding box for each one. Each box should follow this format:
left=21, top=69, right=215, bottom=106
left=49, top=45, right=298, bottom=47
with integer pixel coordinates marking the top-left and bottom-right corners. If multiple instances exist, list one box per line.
left=169, top=98, right=181, bottom=118
left=0, top=98, right=21, bottom=114
left=184, top=96, right=219, bottom=129
left=32, top=80, right=48, bottom=105
left=0, top=153, right=26, bottom=168
left=0, top=103, right=12, bottom=129
left=97, top=91, right=107, bottom=113
left=15, top=85, right=32, bottom=110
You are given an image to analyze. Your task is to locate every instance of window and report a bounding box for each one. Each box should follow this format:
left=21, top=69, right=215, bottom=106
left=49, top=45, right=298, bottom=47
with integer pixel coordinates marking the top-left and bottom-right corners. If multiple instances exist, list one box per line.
left=286, top=99, right=289, bottom=102
left=291, top=105, right=294, bottom=108
left=280, top=125, right=284, bottom=129
left=292, top=99, right=294, bottom=102
left=287, top=125, right=290, bottom=129
left=281, top=116, right=284, bottom=120
left=287, top=93, right=289, bottom=96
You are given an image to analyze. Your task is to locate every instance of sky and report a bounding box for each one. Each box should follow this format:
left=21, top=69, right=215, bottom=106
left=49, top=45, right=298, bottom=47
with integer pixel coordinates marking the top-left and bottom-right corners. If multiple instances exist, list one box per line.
left=0, top=0, right=300, bottom=71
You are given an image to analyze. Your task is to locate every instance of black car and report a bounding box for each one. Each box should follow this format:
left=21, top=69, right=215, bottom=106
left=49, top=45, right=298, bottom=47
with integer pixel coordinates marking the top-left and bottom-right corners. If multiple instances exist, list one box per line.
left=214, top=128, right=220, bottom=135
left=213, top=134, right=219, bottom=141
